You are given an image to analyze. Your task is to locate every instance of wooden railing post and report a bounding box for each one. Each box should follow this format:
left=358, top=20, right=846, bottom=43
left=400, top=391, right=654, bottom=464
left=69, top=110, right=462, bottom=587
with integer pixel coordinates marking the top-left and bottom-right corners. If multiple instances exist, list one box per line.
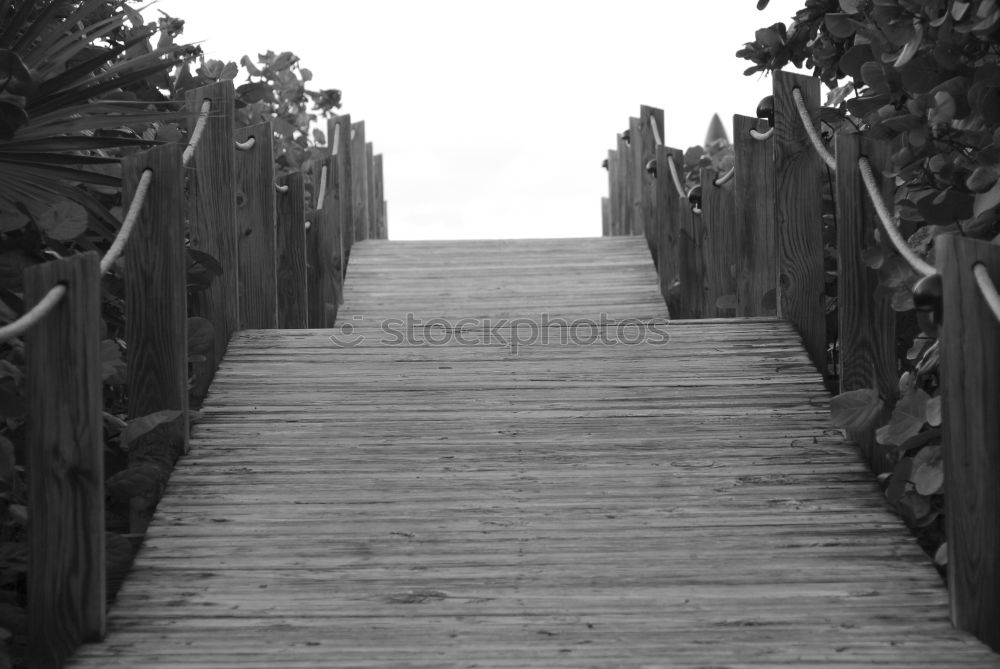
left=654, top=144, right=684, bottom=316
left=366, top=142, right=377, bottom=241
left=373, top=154, right=386, bottom=240
left=639, top=106, right=664, bottom=259
left=328, top=114, right=355, bottom=246
left=938, top=234, right=1000, bottom=652
left=123, top=144, right=188, bottom=525
left=307, top=155, right=342, bottom=327
left=701, top=167, right=737, bottom=318
left=835, top=131, right=896, bottom=473
left=628, top=116, right=644, bottom=236
left=732, top=114, right=777, bottom=317
left=25, top=252, right=103, bottom=669
left=607, top=148, right=621, bottom=235
left=234, top=122, right=278, bottom=329
left=601, top=196, right=610, bottom=236
left=185, top=81, right=237, bottom=403
left=276, top=171, right=308, bottom=328
left=351, top=121, right=370, bottom=244
left=773, top=71, right=827, bottom=368
left=616, top=134, right=632, bottom=235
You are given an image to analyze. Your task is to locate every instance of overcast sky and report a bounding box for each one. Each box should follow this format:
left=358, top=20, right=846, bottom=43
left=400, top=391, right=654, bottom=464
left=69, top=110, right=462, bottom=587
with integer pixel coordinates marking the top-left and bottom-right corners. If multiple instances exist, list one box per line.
left=152, top=0, right=809, bottom=240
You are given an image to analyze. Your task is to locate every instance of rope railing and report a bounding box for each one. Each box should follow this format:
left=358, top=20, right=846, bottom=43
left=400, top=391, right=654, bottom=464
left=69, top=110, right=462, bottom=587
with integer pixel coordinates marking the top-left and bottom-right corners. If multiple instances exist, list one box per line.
left=792, top=88, right=836, bottom=171
left=331, top=122, right=341, bottom=156
left=858, top=156, right=936, bottom=278
left=713, top=166, right=735, bottom=187
left=275, top=183, right=289, bottom=193
left=235, top=137, right=255, bottom=151
left=649, top=116, right=662, bottom=147
left=750, top=127, right=773, bottom=141
left=100, top=168, right=153, bottom=274
left=181, top=99, right=211, bottom=167
left=316, top=164, right=328, bottom=211
left=666, top=154, right=687, bottom=199
left=0, top=284, right=67, bottom=344
left=973, top=263, right=1000, bottom=324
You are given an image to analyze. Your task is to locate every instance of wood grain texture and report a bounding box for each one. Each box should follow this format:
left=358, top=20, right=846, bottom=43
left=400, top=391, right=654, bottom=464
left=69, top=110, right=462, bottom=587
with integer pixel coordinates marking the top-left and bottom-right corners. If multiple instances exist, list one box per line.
left=616, top=135, right=632, bottom=236
left=373, top=154, right=386, bottom=241
left=733, top=114, right=777, bottom=318
left=639, top=106, right=663, bottom=259
left=186, top=82, right=237, bottom=403
left=701, top=166, right=737, bottom=318
left=275, top=172, right=308, bottom=329
left=234, top=123, right=277, bottom=330
left=366, top=142, right=377, bottom=241
left=328, top=115, right=355, bottom=246
left=677, top=189, right=707, bottom=318
left=773, top=71, right=827, bottom=373
left=835, top=133, right=896, bottom=475
left=655, top=145, right=685, bottom=317
left=350, top=121, right=370, bottom=244
left=607, top=148, right=620, bottom=236
left=628, top=116, right=644, bottom=237
left=25, top=253, right=104, bottom=669
left=123, top=144, right=188, bottom=449
left=68, top=237, right=1000, bottom=668
left=305, top=156, right=341, bottom=327
left=939, top=235, right=1000, bottom=653
left=601, top=196, right=610, bottom=237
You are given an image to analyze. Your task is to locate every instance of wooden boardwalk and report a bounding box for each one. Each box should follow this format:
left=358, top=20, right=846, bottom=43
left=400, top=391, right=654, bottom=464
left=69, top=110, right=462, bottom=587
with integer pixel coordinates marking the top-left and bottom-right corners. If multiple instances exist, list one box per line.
left=70, top=238, right=1000, bottom=667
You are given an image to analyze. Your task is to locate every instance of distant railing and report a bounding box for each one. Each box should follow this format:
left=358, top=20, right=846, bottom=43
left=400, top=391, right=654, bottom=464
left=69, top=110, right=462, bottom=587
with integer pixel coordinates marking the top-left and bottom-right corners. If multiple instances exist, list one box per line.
left=602, top=70, right=1000, bottom=653
left=0, top=80, right=388, bottom=669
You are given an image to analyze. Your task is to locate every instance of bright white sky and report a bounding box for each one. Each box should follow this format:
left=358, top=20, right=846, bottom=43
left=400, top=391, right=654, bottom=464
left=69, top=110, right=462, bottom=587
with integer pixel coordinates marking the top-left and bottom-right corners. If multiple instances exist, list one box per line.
left=152, top=0, right=809, bottom=240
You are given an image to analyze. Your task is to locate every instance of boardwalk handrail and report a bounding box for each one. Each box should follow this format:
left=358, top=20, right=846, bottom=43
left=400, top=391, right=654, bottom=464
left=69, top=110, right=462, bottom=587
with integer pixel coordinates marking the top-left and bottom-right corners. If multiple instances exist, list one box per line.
left=12, top=79, right=390, bottom=668
left=601, top=69, right=1000, bottom=653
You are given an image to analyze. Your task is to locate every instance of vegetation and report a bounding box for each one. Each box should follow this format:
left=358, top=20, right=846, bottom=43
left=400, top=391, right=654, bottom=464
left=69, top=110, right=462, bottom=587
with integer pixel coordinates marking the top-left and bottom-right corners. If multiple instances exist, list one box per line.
left=740, top=0, right=1000, bottom=569
left=0, top=2, right=342, bottom=666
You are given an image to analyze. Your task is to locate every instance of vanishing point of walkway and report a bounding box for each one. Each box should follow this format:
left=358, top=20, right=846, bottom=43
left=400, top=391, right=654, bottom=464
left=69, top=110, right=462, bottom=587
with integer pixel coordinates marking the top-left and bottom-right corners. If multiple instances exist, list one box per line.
left=70, top=238, right=1000, bottom=667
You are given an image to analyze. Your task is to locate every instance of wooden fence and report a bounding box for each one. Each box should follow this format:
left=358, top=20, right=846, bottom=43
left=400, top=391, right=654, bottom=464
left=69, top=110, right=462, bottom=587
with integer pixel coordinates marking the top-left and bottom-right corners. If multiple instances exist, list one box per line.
left=603, top=69, right=1000, bottom=653
left=5, top=80, right=387, bottom=668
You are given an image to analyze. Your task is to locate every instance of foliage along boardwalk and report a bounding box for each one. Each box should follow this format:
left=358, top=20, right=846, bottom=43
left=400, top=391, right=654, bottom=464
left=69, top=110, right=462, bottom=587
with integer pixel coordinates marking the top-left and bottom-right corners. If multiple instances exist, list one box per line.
left=69, top=238, right=1000, bottom=667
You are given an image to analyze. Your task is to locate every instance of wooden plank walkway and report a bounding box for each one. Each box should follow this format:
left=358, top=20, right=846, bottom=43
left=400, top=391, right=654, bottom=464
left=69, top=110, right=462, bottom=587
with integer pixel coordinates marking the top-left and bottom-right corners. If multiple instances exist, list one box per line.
left=70, top=238, right=1000, bottom=667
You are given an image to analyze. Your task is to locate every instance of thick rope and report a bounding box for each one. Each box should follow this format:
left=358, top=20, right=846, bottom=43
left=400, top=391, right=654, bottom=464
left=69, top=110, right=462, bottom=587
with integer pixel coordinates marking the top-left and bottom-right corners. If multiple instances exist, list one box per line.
left=858, top=157, right=936, bottom=277
left=100, top=168, right=153, bottom=275
left=973, top=263, right=1000, bottom=325
left=792, top=88, right=836, bottom=171
left=275, top=183, right=289, bottom=193
left=235, top=137, right=256, bottom=151
left=750, top=127, right=773, bottom=141
left=666, top=155, right=687, bottom=199
left=315, top=164, right=328, bottom=211
left=649, top=116, right=662, bottom=147
left=181, top=99, right=211, bottom=167
left=0, top=284, right=67, bottom=343
left=713, top=166, right=735, bottom=187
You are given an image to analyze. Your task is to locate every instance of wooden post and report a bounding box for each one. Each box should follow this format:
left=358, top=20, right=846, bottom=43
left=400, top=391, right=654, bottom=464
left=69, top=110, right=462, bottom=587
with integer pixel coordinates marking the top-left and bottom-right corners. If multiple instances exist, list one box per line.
left=234, top=123, right=277, bottom=329
left=373, top=154, right=386, bottom=240
left=601, top=196, right=610, bottom=237
left=25, top=253, right=103, bottom=669
left=185, top=81, right=237, bottom=404
left=618, top=131, right=634, bottom=235
left=628, top=116, right=644, bottom=236
left=366, top=142, right=377, bottom=240
left=276, top=171, right=308, bottom=329
left=328, top=114, right=355, bottom=246
left=701, top=167, right=738, bottom=318
left=938, top=234, right=1000, bottom=652
left=382, top=200, right=389, bottom=239
left=639, top=106, right=664, bottom=259
left=307, top=155, right=342, bottom=327
left=774, top=71, right=827, bottom=369
left=607, top=148, right=621, bottom=236
left=677, top=184, right=707, bottom=318
left=733, top=114, right=777, bottom=317
left=655, top=144, right=684, bottom=316
left=123, top=145, right=188, bottom=515
left=351, top=121, right=370, bottom=244
left=835, top=132, right=896, bottom=474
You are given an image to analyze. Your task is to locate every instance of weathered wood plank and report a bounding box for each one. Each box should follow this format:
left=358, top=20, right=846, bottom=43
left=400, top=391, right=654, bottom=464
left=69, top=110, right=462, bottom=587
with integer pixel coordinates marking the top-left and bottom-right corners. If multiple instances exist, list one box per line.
left=733, top=114, right=777, bottom=318
left=234, top=123, right=277, bottom=330
left=350, top=121, right=370, bottom=243
left=275, top=171, right=308, bottom=329
left=939, top=234, right=1000, bottom=653
left=701, top=166, right=737, bottom=318
left=26, top=253, right=104, bottom=669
